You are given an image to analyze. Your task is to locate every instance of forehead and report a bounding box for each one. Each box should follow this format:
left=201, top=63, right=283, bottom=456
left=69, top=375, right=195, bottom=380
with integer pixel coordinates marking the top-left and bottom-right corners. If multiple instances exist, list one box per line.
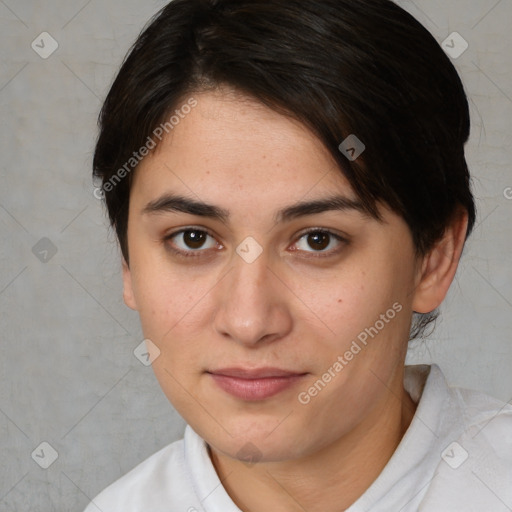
left=132, top=89, right=357, bottom=203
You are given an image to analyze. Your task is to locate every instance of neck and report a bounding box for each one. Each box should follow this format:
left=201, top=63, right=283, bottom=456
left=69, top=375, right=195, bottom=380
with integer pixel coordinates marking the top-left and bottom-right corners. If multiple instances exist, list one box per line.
left=209, top=379, right=417, bottom=512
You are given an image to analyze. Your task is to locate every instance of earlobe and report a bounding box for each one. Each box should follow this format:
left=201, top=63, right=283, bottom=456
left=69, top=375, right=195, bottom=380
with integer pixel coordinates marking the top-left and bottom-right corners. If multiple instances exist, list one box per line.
left=412, top=209, right=469, bottom=314
left=122, top=257, right=139, bottom=311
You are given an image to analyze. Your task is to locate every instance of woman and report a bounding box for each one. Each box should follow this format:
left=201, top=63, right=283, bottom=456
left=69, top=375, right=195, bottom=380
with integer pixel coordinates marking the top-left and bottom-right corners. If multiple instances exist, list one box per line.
left=85, top=0, right=512, bottom=510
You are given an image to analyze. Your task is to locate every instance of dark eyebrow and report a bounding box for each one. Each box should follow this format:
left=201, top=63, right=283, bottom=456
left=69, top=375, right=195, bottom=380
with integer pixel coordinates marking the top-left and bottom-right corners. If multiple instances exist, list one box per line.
left=276, top=195, right=368, bottom=223
left=141, top=193, right=369, bottom=224
left=142, top=193, right=230, bottom=223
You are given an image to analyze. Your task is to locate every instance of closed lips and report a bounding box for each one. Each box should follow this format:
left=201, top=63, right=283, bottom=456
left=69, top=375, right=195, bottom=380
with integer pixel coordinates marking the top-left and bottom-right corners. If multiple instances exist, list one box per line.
left=207, top=368, right=307, bottom=379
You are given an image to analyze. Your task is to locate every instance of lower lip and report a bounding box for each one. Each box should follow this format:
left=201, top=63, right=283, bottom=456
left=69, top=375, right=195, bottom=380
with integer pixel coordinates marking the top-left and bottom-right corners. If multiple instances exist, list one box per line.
left=209, top=373, right=306, bottom=400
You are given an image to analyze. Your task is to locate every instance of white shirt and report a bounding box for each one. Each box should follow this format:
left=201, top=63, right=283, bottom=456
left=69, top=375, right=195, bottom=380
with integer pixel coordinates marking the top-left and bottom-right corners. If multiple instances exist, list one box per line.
left=84, top=364, right=512, bottom=511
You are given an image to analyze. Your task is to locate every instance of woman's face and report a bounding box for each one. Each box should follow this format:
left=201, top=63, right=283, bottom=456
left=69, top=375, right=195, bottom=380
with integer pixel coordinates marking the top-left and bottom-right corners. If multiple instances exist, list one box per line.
left=123, top=89, right=422, bottom=462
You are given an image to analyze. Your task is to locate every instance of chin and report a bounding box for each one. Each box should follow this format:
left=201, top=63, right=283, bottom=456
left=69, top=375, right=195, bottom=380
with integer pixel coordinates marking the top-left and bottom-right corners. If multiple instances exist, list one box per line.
left=204, top=416, right=312, bottom=462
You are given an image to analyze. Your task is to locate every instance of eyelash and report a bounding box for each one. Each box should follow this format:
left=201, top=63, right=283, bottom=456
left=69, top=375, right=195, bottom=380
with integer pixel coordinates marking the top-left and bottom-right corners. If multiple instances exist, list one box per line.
left=163, top=227, right=348, bottom=260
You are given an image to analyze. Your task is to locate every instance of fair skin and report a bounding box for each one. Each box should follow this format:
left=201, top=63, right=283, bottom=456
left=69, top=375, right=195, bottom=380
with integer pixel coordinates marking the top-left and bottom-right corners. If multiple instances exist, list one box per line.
left=122, top=88, right=468, bottom=511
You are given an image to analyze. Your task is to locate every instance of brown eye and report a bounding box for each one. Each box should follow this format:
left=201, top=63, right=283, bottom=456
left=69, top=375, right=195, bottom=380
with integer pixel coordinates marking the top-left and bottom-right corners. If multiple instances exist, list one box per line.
left=166, top=229, right=218, bottom=255
left=306, top=232, right=330, bottom=251
left=182, top=230, right=208, bottom=249
left=294, top=230, right=345, bottom=255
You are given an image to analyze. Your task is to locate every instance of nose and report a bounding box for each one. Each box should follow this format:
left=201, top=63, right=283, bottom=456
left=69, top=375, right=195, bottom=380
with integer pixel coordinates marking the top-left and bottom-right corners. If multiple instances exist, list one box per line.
left=212, top=249, right=293, bottom=347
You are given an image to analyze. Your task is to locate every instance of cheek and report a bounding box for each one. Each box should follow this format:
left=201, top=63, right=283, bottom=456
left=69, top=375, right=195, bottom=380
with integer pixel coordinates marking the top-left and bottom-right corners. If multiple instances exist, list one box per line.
left=301, top=258, right=411, bottom=352
left=129, top=256, right=191, bottom=337
left=130, top=258, right=221, bottom=368
left=296, top=268, right=383, bottom=334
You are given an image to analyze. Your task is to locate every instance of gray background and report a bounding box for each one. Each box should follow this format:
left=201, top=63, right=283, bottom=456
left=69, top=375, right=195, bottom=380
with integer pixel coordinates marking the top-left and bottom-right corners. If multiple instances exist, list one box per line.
left=0, top=0, right=511, bottom=510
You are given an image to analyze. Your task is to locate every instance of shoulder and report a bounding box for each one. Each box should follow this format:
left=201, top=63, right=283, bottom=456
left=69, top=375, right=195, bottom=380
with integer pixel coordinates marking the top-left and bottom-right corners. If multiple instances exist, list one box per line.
left=83, top=431, right=200, bottom=512
left=424, top=366, right=512, bottom=509
left=441, top=369, right=512, bottom=456
left=424, top=363, right=512, bottom=467
left=409, top=363, right=512, bottom=435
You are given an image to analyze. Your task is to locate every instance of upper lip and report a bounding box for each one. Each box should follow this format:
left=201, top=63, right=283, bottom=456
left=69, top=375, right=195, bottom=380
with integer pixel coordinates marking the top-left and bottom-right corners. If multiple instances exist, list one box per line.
left=207, top=367, right=306, bottom=379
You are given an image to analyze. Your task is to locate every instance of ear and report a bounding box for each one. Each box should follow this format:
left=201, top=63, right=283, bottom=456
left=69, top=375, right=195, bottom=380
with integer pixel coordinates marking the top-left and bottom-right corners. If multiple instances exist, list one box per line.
left=412, top=208, right=469, bottom=314
left=122, top=257, right=138, bottom=311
